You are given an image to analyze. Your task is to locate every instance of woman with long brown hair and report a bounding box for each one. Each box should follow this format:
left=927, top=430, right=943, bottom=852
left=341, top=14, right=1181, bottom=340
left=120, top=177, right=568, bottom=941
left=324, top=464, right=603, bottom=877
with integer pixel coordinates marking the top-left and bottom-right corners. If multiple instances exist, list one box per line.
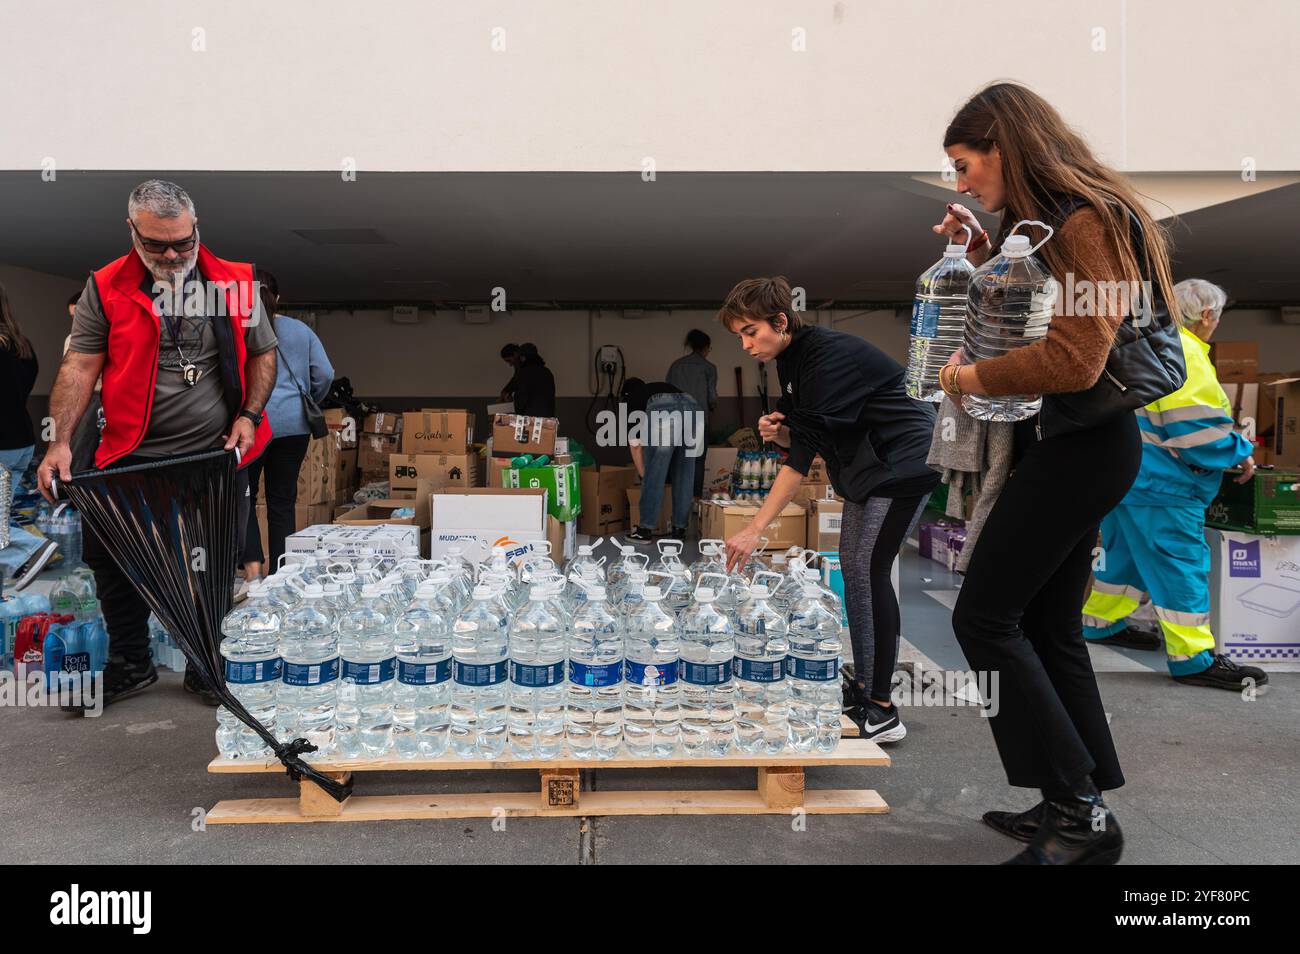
left=933, top=83, right=1183, bottom=865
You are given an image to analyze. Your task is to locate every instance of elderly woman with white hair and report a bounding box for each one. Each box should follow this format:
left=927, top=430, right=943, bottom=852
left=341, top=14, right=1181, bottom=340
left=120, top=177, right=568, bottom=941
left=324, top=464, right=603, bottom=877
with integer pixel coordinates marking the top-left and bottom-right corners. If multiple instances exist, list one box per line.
left=1081, top=279, right=1267, bottom=690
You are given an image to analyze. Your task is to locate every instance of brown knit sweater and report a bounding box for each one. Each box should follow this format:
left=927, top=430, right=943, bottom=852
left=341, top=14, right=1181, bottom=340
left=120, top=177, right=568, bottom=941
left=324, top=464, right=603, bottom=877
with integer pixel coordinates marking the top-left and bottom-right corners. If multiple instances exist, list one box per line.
left=974, top=207, right=1129, bottom=397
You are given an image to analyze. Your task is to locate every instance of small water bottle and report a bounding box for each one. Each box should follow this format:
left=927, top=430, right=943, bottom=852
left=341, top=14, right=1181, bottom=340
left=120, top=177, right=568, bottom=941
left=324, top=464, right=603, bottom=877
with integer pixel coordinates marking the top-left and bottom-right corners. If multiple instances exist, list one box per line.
left=906, top=225, right=976, bottom=402
left=962, top=220, right=1059, bottom=421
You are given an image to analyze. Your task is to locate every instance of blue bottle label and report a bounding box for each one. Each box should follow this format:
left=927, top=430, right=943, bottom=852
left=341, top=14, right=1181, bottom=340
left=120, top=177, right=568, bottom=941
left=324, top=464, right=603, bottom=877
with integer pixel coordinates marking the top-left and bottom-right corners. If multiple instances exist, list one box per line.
left=510, top=660, right=566, bottom=688
left=569, top=660, right=623, bottom=687
left=785, top=655, right=840, bottom=682
left=61, top=651, right=92, bottom=675
left=224, top=657, right=283, bottom=684
left=914, top=299, right=940, bottom=338
left=341, top=657, right=396, bottom=685
left=454, top=659, right=508, bottom=687
left=282, top=657, right=340, bottom=687
left=735, top=657, right=784, bottom=684
left=398, top=658, right=452, bottom=685
left=680, top=660, right=733, bottom=686
left=624, top=659, right=678, bottom=687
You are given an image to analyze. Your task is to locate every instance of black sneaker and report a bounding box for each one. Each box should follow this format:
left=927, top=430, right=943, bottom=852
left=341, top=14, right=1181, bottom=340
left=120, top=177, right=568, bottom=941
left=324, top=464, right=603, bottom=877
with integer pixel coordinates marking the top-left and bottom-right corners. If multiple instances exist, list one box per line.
left=11, top=539, right=59, bottom=591
left=1173, top=654, right=1269, bottom=691
left=183, top=667, right=222, bottom=706
left=668, top=526, right=688, bottom=541
left=63, top=660, right=158, bottom=713
left=626, top=526, right=655, bottom=544
left=853, top=700, right=907, bottom=744
left=1089, top=626, right=1161, bottom=651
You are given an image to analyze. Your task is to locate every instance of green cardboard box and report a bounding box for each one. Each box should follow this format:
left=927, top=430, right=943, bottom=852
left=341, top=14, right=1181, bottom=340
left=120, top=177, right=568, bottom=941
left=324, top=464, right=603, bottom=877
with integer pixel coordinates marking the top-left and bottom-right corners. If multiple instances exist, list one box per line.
left=498, top=461, right=582, bottom=522
left=1206, top=470, right=1300, bottom=534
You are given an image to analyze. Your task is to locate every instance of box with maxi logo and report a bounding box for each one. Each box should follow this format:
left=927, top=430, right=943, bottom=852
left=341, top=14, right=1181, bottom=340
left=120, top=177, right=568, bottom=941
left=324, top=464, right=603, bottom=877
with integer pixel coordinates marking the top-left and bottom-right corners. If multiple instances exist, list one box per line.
left=402, top=409, right=475, bottom=454
left=491, top=413, right=558, bottom=457
left=497, top=461, right=581, bottom=522
left=1208, top=528, right=1300, bottom=662
left=285, top=523, right=421, bottom=560
left=428, top=487, right=558, bottom=564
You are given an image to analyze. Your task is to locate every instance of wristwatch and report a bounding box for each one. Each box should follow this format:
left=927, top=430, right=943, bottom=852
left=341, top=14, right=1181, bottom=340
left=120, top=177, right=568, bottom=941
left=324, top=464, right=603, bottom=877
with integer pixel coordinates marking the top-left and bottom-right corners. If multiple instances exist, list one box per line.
left=238, top=408, right=264, bottom=427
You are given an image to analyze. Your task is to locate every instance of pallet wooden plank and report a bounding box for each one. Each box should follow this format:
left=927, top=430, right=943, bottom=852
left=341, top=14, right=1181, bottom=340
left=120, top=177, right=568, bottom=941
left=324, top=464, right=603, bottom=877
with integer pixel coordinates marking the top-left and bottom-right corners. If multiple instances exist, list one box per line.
left=208, top=737, right=888, bottom=774
left=839, top=714, right=860, bottom=738
left=540, top=768, right=580, bottom=809
left=300, top=772, right=351, bottom=817
left=205, top=787, right=888, bottom=823
left=756, top=766, right=805, bottom=809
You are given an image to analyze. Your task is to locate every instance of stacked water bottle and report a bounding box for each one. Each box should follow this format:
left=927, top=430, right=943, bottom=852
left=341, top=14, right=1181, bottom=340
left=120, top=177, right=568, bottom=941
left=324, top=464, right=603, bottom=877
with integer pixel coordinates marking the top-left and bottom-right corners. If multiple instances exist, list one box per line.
left=215, top=537, right=845, bottom=762
left=717, top=450, right=783, bottom=506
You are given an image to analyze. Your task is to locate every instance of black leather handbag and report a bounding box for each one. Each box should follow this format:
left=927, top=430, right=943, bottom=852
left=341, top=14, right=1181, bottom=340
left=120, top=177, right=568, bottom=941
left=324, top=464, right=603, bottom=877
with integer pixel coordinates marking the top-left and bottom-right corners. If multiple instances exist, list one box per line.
left=277, top=345, right=328, bottom=439
left=1040, top=203, right=1187, bottom=438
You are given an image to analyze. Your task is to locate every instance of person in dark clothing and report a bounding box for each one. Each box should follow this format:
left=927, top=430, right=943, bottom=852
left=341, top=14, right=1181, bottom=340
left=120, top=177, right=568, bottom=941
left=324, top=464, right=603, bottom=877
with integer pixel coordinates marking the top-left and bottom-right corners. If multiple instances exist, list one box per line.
left=719, top=277, right=939, bottom=745
left=667, top=329, right=719, bottom=498
left=621, top=377, right=701, bottom=542
left=933, top=83, right=1187, bottom=865
left=511, top=342, right=556, bottom=417
left=0, top=284, right=57, bottom=588
left=499, top=342, right=521, bottom=402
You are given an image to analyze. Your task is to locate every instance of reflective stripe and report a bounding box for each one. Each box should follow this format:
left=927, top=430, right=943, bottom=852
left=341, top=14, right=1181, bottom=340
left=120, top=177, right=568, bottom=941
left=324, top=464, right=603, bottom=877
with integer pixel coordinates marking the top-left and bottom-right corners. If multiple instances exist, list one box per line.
left=1082, top=613, right=1119, bottom=629
left=1155, top=606, right=1211, bottom=627
left=1091, top=580, right=1147, bottom=602
left=1160, top=425, right=1237, bottom=449
left=1137, top=404, right=1225, bottom=426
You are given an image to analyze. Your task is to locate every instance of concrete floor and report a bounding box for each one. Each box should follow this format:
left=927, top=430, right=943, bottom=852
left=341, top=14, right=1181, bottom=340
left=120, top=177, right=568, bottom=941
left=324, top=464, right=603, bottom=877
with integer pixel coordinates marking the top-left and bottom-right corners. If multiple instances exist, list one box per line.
left=3, top=539, right=1296, bottom=864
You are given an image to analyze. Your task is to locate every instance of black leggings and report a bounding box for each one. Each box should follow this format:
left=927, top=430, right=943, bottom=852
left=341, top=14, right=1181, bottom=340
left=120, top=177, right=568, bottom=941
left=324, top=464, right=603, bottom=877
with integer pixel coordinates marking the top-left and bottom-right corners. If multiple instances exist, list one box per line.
left=838, top=493, right=928, bottom=701
left=242, top=433, right=311, bottom=570
left=952, top=411, right=1140, bottom=793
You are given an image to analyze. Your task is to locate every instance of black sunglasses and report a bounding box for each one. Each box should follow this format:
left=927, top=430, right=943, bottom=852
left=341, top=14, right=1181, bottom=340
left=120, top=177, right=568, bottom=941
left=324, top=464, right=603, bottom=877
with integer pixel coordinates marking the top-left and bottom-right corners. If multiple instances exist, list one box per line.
left=130, top=219, right=198, bottom=254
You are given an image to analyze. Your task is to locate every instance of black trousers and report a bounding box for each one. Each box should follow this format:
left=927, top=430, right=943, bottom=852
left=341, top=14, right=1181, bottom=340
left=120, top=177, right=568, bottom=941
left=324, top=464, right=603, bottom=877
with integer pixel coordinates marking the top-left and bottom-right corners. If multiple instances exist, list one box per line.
left=242, top=433, right=311, bottom=571
left=82, top=452, right=250, bottom=668
left=952, top=411, right=1140, bottom=793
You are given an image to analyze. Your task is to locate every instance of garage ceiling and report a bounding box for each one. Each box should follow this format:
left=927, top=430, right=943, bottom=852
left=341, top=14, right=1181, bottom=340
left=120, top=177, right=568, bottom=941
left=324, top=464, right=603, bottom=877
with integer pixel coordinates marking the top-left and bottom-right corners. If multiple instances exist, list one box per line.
left=0, top=171, right=1296, bottom=306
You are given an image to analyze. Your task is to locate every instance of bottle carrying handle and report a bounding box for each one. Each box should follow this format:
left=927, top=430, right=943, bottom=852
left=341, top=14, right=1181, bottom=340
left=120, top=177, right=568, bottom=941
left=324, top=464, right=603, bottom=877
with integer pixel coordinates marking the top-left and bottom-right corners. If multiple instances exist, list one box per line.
left=1007, top=219, right=1055, bottom=257
left=694, top=571, right=728, bottom=598
left=953, top=223, right=973, bottom=251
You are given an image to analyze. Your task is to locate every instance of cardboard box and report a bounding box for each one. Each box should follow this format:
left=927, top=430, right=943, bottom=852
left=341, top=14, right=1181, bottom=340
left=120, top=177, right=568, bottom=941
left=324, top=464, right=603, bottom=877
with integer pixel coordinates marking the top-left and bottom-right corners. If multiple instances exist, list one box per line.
left=627, top=486, right=674, bottom=533
left=492, top=413, right=558, bottom=457
left=335, top=485, right=433, bottom=530
left=578, top=465, right=638, bottom=536
left=1206, top=470, right=1300, bottom=535
left=1208, top=529, right=1300, bottom=662
left=793, top=482, right=836, bottom=509
left=428, top=487, right=551, bottom=564
left=1256, top=378, right=1300, bottom=470
left=801, top=456, right=827, bottom=485
left=700, top=500, right=806, bottom=550
left=358, top=432, right=401, bottom=477
left=364, top=411, right=403, bottom=435
left=1222, top=382, right=1267, bottom=465
left=296, top=438, right=359, bottom=505
left=497, top=461, right=581, bottom=522
left=702, top=446, right=739, bottom=496
left=285, top=523, right=421, bottom=559
left=726, top=427, right=761, bottom=452
left=388, top=453, right=480, bottom=495
left=808, top=496, right=844, bottom=552
left=1209, top=341, right=1259, bottom=383
left=402, top=409, right=475, bottom=454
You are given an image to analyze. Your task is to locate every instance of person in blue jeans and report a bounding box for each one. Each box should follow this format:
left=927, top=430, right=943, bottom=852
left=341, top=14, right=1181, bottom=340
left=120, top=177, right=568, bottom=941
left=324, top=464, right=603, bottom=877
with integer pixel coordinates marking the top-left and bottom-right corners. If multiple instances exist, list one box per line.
left=621, top=378, right=702, bottom=543
left=0, top=284, right=57, bottom=589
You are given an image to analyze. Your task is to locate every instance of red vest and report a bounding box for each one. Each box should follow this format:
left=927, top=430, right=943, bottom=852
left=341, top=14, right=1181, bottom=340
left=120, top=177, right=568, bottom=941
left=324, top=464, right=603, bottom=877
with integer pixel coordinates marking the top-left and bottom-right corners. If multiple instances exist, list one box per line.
left=91, top=246, right=272, bottom=469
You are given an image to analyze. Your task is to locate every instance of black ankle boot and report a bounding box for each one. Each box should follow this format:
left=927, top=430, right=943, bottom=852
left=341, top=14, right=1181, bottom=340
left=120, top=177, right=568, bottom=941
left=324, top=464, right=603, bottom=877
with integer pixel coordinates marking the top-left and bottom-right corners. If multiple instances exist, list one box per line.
left=1002, top=783, right=1123, bottom=865
left=982, top=801, right=1046, bottom=843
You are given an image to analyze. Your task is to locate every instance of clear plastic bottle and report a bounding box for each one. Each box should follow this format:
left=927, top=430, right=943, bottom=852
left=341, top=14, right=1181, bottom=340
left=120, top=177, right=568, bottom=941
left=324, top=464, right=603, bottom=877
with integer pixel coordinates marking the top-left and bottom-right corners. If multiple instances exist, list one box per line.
left=678, top=576, right=736, bottom=757
left=906, top=232, right=976, bottom=402
left=734, top=584, right=790, bottom=754
left=567, top=582, right=624, bottom=761
left=623, top=585, right=681, bottom=757
left=216, top=581, right=281, bottom=759
left=962, top=220, right=1060, bottom=421
left=336, top=583, right=396, bottom=759
left=392, top=579, right=453, bottom=759
left=450, top=584, right=510, bottom=758
left=278, top=582, right=339, bottom=758
left=507, top=585, right=568, bottom=759
left=786, top=582, right=844, bottom=753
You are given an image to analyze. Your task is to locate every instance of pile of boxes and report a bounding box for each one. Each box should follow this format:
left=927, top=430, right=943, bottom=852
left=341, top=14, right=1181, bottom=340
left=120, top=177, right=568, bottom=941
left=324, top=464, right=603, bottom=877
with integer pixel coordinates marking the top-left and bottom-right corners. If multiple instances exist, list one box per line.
left=358, top=411, right=402, bottom=483
left=392, top=408, right=481, bottom=492
left=1213, top=341, right=1300, bottom=469
left=918, top=520, right=967, bottom=571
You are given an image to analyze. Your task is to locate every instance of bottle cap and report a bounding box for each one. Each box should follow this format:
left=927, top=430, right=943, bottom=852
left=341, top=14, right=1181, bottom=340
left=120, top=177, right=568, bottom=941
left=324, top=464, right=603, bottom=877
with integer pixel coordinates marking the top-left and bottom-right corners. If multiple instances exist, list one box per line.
left=748, top=584, right=771, bottom=599
left=643, top=585, right=663, bottom=600
left=696, top=587, right=716, bottom=602
left=1001, top=234, right=1032, bottom=258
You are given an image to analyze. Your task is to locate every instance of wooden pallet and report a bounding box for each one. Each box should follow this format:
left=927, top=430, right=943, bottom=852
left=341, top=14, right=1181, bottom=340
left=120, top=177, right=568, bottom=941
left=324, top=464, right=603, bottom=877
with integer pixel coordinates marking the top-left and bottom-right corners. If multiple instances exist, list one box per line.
left=206, top=715, right=885, bottom=824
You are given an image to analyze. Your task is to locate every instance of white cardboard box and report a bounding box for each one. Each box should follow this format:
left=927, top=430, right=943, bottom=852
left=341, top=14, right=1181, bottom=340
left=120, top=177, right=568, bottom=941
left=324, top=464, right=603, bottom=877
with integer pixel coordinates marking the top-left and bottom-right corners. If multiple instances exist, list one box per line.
left=429, top=487, right=551, bottom=564
left=1208, top=528, right=1300, bottom=662
left=285, top=523, right=421, bottom=559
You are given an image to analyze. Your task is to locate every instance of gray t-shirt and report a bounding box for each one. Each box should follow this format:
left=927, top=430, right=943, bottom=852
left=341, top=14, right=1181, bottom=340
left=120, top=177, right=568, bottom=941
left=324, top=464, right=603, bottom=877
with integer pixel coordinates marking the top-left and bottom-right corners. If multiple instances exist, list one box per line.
left=69, top=267, right=277, bottom=458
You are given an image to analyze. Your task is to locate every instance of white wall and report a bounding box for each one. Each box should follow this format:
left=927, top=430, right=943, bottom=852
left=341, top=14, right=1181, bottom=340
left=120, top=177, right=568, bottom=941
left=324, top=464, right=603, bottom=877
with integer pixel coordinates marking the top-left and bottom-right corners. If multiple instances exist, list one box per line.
left=4, top=0, right=1297, bottom=172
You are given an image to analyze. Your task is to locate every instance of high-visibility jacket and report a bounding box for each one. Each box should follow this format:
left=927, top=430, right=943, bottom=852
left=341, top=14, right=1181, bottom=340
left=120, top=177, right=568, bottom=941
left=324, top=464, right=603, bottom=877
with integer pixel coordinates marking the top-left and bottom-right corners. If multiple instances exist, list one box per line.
left=89, top=246, right=271, bottom=469
left=1122, top=327, right=1251, bottom=507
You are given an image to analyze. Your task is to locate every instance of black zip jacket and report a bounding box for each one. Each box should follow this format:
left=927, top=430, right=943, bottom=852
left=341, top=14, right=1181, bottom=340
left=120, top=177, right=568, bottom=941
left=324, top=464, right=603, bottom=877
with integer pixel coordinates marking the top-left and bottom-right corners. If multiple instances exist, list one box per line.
left=775, top=324, right=938, bottom=501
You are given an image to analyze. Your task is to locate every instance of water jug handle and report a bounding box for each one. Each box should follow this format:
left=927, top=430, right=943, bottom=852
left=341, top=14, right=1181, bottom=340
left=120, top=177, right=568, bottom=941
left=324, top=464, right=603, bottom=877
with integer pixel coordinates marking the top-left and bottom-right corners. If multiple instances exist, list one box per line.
left=1007, top=219, right=1055, bottom=257
left=956, top=223, right=973, bottom=250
